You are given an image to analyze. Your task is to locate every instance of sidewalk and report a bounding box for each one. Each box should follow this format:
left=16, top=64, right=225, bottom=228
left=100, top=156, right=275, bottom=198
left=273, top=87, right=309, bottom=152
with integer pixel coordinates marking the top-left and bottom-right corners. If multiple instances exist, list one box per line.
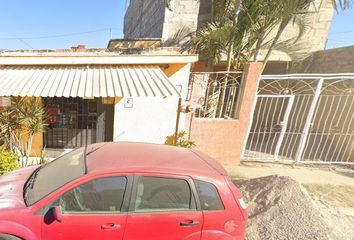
left=226, top=162, right=354, bottom=186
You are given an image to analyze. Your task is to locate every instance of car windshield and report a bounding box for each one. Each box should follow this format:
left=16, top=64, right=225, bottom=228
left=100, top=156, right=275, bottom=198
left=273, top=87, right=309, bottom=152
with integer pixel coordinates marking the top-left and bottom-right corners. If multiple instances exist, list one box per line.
left=24, top=147, right=86, bottom=206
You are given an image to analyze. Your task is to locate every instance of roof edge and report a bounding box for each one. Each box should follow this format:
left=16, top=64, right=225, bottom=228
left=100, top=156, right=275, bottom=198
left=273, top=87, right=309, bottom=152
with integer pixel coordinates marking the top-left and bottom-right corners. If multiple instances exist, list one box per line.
left=0, top=55, right=199, bottom=66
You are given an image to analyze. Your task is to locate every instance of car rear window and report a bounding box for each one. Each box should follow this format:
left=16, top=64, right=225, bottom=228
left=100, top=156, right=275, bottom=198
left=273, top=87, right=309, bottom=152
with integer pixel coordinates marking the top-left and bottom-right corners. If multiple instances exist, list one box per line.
left=134, top=176, right=196, bottom=212
left=194, top=180, right=224, bottom=211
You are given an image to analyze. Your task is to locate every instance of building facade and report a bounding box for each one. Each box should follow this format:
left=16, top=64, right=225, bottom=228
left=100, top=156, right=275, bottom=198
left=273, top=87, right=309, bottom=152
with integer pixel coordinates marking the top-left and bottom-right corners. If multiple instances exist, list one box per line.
left=0, top=50, right=198, bottom=158
left=124, top=0, right=334, bottom=58
left=124, top=0, right=211, bottom=42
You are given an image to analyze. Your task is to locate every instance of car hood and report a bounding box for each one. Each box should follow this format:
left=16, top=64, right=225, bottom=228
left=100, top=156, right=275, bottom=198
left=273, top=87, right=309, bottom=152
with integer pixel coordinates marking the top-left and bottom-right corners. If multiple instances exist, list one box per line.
left=0, top=166, right=38, bottom=210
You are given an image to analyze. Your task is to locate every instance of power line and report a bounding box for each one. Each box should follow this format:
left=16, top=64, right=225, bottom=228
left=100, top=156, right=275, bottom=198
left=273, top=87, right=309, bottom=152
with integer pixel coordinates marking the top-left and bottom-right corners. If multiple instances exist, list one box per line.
left=327, top=38, right=354, bottom=43
left=0, top=28, right=122, bottom=40
left=17, top=39, right=34, bottom=49
left=331, top=29, right=354, bottom=35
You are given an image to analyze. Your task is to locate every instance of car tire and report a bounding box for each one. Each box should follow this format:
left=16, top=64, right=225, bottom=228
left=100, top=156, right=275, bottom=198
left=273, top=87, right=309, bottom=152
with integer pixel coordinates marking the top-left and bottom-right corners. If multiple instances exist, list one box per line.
left=0, top=234, right=21, bottom=240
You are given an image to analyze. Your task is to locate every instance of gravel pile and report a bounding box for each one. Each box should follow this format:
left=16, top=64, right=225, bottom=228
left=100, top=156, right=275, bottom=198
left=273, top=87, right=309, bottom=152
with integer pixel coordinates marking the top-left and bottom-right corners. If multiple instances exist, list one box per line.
left=234, top=175, right=354, bottom=240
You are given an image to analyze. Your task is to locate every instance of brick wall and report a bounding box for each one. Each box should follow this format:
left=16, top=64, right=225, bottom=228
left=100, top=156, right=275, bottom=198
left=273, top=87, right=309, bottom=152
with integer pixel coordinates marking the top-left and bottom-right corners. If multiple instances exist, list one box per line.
left=292, top=45, right=354, bottom=73
left=187, top=63, right=263, bottom=165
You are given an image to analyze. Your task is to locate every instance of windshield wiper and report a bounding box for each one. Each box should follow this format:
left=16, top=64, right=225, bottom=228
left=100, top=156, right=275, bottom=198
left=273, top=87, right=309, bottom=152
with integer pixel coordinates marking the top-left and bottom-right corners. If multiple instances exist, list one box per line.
left=23, top=165, right=43, bottom=206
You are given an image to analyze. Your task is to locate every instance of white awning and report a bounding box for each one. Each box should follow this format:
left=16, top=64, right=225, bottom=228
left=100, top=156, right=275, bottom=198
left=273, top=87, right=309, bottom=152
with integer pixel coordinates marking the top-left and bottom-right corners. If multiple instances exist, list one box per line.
left=0, top=65, right=180, bottom=98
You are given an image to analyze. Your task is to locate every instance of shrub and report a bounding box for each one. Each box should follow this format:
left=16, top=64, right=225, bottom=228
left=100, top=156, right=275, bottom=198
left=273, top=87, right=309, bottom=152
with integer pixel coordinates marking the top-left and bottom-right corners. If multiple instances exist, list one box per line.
left=0, top=146, right=19, bottom=175
left=165, top=131, right=196, bottom=148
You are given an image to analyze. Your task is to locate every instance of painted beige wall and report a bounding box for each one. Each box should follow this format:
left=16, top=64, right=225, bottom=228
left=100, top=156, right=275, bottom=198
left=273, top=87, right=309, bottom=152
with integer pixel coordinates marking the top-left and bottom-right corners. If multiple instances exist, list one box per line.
left=113, top=97, right=180, bottom=144
left=112, top=63, right=191, bottom=144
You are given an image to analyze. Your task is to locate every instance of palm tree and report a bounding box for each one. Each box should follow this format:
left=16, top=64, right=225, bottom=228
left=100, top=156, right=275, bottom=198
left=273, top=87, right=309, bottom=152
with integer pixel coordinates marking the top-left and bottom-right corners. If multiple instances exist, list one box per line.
left=260, top=0, right=313, bottom=69
left=193, top=0, right=352, bottom=71
left=0, top=108, right=21, bottom=151
left=332, top=0, right=353, bottom=11
left=15, top=97, right=46, bottom=166
left=0, top=97, right=46, bottom=167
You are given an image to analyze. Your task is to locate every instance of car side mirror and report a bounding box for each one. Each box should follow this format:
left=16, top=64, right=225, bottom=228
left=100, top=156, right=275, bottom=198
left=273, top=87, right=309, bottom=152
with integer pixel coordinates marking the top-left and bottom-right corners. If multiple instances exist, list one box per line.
left=52, top=206, right=63, bottom=223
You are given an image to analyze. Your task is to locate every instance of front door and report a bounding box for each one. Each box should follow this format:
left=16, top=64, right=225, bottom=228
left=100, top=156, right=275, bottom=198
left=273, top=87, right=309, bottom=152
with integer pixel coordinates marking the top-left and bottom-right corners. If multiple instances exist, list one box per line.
left=123, top=176, right=203, bottom=240
left=96, top=100, right=115, bottom=143
left=42, top=176, right=129, bottom=240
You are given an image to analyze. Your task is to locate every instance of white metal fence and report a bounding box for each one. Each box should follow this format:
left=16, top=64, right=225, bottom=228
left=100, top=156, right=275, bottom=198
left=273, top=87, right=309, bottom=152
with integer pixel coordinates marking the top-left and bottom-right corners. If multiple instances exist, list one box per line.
left=187, top=72, right=243, bottom=119
left=243, top=74, right=354, bottom=165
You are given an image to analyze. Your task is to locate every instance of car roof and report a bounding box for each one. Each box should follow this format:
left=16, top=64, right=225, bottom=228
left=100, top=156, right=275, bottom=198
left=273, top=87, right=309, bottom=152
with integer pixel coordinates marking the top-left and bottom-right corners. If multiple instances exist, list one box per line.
left=85, top=142, right=228, bottom=177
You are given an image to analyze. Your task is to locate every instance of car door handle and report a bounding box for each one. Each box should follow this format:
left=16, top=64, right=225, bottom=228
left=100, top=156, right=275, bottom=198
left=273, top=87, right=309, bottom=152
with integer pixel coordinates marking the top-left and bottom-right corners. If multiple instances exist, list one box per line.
left=101, top=223, right=120, bottom=230
left=180, top=220, right=199, bottom=227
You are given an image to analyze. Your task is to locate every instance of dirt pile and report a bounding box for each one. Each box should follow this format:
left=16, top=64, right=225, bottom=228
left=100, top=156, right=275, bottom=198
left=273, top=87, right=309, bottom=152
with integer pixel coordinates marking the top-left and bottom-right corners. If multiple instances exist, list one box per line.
left=234, top=175, right=354, bottom=240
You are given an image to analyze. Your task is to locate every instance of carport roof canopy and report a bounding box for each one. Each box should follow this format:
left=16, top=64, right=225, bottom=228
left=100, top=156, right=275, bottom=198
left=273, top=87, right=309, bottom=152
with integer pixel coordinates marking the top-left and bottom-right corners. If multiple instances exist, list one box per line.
left=0, top=65, right=180, bottom=98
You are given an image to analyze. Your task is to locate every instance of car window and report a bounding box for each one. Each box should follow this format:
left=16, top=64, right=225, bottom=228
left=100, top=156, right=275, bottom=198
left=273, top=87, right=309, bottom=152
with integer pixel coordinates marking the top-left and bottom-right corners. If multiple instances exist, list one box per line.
left=134, top=176, right=196, bottom=212
left=25, top=147, right=86, bottom=206
left=59, top=177, right=127, bottom=214
left=194, top=180, right=224, bottom=211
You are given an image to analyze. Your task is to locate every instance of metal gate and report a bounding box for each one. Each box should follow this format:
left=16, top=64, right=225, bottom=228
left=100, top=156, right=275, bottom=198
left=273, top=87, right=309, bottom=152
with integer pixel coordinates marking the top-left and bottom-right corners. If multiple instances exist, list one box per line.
left=244, top=95, right=294, bottom=161
left=242, top=74, right=354, bottom=164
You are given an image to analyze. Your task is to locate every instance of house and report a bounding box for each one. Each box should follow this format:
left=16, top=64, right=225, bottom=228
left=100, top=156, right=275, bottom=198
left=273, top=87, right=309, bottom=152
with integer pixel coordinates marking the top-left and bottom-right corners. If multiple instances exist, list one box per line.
left=122, top=2, right=353, bottom=165
left=0, top=46, right=198, bottom=157
left=124, top=0, right=335, bottom=72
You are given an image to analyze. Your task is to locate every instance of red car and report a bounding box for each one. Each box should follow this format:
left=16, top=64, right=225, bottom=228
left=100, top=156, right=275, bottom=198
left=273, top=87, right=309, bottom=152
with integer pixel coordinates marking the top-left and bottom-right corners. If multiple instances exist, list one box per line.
left=0, top=142, right=247, bottom=240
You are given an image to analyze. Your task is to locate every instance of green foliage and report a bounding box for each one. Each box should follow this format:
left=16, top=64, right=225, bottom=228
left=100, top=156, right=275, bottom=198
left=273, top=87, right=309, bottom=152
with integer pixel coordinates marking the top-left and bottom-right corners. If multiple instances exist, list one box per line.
left=191, top=0, right=347, bottom=70
left=165, top=131, right=196, bottom=148
left=0, top=97, right=46, bottom=167
left=330, top=0, right=353, bottom=12
left=0, top=108, right=22, bottom=151
left=0, top=146, right=19, bottom=175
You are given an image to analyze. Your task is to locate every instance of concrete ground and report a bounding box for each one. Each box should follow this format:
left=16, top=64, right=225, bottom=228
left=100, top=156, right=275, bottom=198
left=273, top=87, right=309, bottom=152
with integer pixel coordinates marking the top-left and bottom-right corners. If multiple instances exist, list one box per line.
left=226, top=162, right=354, bottom=186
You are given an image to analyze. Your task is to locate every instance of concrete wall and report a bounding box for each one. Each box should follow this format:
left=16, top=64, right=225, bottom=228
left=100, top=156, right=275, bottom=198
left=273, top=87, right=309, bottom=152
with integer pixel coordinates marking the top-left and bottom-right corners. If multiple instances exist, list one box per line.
left=253, top=0, right=334, bottom=62
left=161, top=0, right=200, bottom=41
left=187, top=63, right=263, bottom=165
left=124, top=0, right=201, bottom=42
left=124, top=0, right=165, bottom=38
left=265, top=0, right=334, bottom=59
left=112, top=63, right=191, bottom=144
left=124, top=0, right=334, bottom=58
left=113, top=96, right=180, bottom=143
left=292, top=45, right=354, bottom=73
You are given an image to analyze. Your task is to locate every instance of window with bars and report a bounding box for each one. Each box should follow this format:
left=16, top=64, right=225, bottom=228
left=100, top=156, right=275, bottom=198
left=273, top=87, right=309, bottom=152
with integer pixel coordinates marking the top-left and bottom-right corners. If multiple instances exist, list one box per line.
left=44, top=98, right=98, bottom=148
left=188, top=72, right=242, bottom=119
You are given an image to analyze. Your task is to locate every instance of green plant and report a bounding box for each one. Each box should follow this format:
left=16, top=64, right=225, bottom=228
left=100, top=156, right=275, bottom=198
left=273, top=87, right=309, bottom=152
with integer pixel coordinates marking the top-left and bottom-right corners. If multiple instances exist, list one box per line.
left=0, top=97, right=46, bottom=167
left=38, top=147, right=48, bottom=165
left=0, top=146, right=19, bottom=175
left=165, top=131, right=196, bottom=148
left=0, top=108, right=22, bottom=151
